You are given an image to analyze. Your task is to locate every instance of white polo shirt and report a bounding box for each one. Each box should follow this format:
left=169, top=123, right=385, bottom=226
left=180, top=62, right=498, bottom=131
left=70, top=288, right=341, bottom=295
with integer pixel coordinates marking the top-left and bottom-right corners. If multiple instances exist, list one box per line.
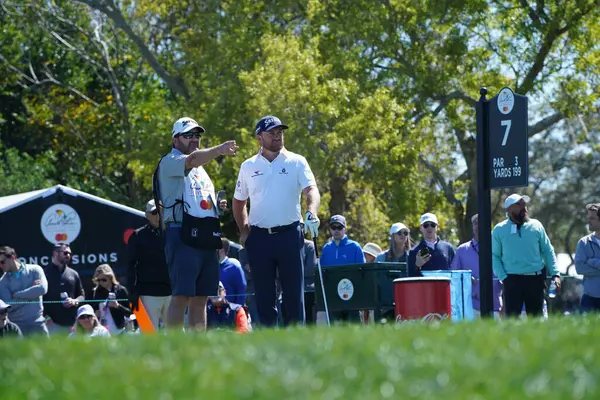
left=234, top=149, right=316, bottom=228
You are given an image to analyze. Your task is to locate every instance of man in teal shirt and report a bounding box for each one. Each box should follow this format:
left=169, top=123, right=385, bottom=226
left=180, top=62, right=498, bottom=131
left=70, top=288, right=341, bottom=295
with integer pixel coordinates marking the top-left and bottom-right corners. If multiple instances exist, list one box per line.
left=492, top=194, right=561, bottom=318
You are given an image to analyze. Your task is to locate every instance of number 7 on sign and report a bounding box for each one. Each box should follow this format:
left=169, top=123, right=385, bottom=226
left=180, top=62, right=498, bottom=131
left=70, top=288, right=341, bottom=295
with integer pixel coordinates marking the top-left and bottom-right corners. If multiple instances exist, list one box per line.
left=501, top=120, right=511, bottom=146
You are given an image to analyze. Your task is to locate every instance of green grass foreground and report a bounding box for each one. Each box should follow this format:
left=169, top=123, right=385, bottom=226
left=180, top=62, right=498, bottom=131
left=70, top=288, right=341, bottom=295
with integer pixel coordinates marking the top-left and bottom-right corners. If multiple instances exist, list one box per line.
left=1, top=317, right=599, bottom=399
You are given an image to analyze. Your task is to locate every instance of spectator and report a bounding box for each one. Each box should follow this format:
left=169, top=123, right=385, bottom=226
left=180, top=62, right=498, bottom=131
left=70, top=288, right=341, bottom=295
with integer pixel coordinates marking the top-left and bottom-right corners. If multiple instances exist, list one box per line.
left=43, top=243, right=85, bottom=335
left=121, top=314, right=140, bottom=335
left=408, top=213, right=455, bottom=276
left=0, top=299, right=22, bottom=338
left=219, top=238, right=247, bottom=306
left=363, top=243, right=383, bottom=263
left=91, top=264, right=132, bottom=333
left=320, top=215, right=365, bottom=323
left=301, top=228, right=317, bottom=324
left=127, top=199, right=172, bottom=331
left=69, top=304, right=110, bottom=338
left=575, top=203, right=600, bottom=312
left=0, top=246, right=48, bottom=337
left=320, top=215, right=365, bottom=266
left=207, top=282, right=250, bottom=333
left=376, top=223, right=413, bottom=264
left=451, top=214, right=503, bottom=318
left=492, top=194, right=560, bottom=318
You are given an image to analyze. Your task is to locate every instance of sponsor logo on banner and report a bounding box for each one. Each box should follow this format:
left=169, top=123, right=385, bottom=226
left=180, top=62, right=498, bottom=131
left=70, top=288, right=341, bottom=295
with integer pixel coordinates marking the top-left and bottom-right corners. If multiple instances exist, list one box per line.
left=40, top=204, right=82, bottom=244
left=337, top=278, right=354, bottom=300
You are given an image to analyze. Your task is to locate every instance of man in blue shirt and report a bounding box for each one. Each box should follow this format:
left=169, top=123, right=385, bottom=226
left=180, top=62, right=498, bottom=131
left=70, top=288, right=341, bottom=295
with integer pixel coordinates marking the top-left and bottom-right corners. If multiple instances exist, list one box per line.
left=320, top=215, right=365, bottom=323
left=320, top=215, right=365, bottom=267
left=218, top=238, right=247, bottom=306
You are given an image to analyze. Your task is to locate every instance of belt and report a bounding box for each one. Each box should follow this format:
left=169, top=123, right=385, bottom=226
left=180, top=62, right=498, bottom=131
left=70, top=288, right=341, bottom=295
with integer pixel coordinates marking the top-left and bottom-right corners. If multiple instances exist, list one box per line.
left=513, top=270, right=543, bottom=276
left=251, top=221, right=299, bottom=235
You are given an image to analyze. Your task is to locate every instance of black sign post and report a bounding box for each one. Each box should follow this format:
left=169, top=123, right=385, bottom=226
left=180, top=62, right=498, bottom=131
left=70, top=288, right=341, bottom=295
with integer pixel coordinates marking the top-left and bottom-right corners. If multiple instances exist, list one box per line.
left=476, top=87, right=529, bottom=318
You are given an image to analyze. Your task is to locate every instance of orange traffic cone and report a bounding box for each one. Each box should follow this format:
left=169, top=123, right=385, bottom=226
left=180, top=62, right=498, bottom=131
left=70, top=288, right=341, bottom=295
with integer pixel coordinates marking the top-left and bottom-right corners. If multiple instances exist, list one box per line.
left=133, top=299, right=155, bottom=333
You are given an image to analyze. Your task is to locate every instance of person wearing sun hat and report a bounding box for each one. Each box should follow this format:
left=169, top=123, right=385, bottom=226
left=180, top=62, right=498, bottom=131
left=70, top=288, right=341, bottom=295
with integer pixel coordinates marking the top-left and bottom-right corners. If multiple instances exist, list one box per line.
left=363, top=243, right=383, bottom=263
left=69, top=304, right=110, bottom=338
left=492, top=193, right=560, bottom=318
left=407, top=213, right=455, bottom=277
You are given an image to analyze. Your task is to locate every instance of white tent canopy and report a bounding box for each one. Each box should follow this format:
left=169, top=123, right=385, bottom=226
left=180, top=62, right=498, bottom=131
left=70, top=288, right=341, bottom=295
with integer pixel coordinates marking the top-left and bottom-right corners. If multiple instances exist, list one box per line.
left=0, top=185, right=144, bottom=217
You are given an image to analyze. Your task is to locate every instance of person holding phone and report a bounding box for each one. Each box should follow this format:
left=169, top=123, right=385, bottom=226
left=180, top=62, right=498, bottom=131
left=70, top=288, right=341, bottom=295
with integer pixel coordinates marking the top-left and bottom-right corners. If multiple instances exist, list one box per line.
left=407, top=213, right=455, bottom=276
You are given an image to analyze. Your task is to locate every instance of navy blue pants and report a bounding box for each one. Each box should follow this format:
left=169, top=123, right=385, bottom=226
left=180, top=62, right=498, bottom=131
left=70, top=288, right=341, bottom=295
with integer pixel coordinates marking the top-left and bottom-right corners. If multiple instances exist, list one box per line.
left=246, top=223, right=305, bottom=326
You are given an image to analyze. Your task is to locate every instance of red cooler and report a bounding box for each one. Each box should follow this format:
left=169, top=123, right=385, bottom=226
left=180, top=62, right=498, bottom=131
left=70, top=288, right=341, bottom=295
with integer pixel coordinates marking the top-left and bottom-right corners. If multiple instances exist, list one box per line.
left=393, top=277, right=451, bottom=322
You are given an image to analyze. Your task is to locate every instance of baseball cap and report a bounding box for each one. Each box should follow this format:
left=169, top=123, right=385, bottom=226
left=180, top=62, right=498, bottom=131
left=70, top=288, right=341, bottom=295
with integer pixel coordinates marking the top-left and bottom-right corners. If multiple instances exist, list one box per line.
left=255, top=115, right=289, bottom=135
left=419, top=213, right=439, bottom=226
left=0, top=299, right=11, bottom=311
left=471, top=214, right=479, bottom=223
left=172, top=117, right=206, bottom=138
left=363, top=243, right=383, bottom=258
left=504, top=194, right=530, bottom=209
left=76, top=304, right=95, bottom=319
left=389, top=222, right=408, bottom=235
left=329, top=215, right=347, bottom=227
left=145, top=199, right=157, bottom=213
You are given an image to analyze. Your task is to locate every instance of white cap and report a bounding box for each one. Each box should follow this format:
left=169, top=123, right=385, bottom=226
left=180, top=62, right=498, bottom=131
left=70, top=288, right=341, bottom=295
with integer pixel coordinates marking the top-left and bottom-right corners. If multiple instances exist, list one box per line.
left=0, top=299, right=11, bottom=311
left=172, top=117, right=205, bottom=138
left=145, top=199, right=157, bottom=213
left=504, top=194, right=530, bottom=209
left=76, top=304, right=95, bottom=319
left=389, top=222, right=408, bottom=235
left=419, top=213, right=438, bottom=226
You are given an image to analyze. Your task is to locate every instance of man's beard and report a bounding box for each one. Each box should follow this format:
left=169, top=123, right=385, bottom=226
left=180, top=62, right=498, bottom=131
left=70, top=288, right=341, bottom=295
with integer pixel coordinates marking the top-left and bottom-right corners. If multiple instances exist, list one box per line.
left=511, top=209, right=529, bottom=223
left=264, top=140, right=283, bottom=152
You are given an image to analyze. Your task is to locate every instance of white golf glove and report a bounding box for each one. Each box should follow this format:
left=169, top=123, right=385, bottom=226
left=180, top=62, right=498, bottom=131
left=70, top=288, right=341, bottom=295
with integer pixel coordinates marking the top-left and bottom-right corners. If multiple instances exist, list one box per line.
left=305, top=211, right=320, bottom=238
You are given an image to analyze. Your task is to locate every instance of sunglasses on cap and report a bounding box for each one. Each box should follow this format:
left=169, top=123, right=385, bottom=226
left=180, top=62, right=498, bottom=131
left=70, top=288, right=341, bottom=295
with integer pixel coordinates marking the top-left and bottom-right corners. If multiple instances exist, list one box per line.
left=176, top=131, right=202, bottom=139
left=330, top=224, right=344, bottom=231
left=422, top=223, right=437, bottom=229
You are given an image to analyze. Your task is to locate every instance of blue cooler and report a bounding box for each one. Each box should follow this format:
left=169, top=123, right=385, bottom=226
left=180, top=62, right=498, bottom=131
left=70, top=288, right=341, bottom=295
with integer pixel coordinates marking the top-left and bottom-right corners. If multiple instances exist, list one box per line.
left=421, top=270, right=474, bottom=321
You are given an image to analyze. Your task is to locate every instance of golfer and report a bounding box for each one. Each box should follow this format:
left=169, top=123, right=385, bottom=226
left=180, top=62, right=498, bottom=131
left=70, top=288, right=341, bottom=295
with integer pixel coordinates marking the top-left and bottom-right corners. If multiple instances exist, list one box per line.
left=233, top=115, right=320, bottom=326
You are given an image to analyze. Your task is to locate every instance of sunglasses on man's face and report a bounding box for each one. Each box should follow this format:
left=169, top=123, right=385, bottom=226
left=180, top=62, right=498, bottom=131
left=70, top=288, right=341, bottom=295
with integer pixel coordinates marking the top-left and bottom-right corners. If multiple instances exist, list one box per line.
left=422, top=223, right=437, bottom=229
left=330, top=225, right=344, bottom=231
left=178, top=132, right=202, bottom=139
left=61, top=251, right=72, bottom=256
left=150, top=210, right=159, bottom=216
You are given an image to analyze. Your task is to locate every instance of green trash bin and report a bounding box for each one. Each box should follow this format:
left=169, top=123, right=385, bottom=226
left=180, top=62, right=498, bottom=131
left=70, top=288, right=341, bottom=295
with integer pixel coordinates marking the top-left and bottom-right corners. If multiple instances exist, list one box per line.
left=315, top=262, right=407, bottom=316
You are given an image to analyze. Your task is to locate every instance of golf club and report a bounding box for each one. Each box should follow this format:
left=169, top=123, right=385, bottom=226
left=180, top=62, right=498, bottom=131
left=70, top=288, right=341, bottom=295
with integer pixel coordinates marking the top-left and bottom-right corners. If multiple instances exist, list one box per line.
left=313, top=236, right=331, bottom=327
